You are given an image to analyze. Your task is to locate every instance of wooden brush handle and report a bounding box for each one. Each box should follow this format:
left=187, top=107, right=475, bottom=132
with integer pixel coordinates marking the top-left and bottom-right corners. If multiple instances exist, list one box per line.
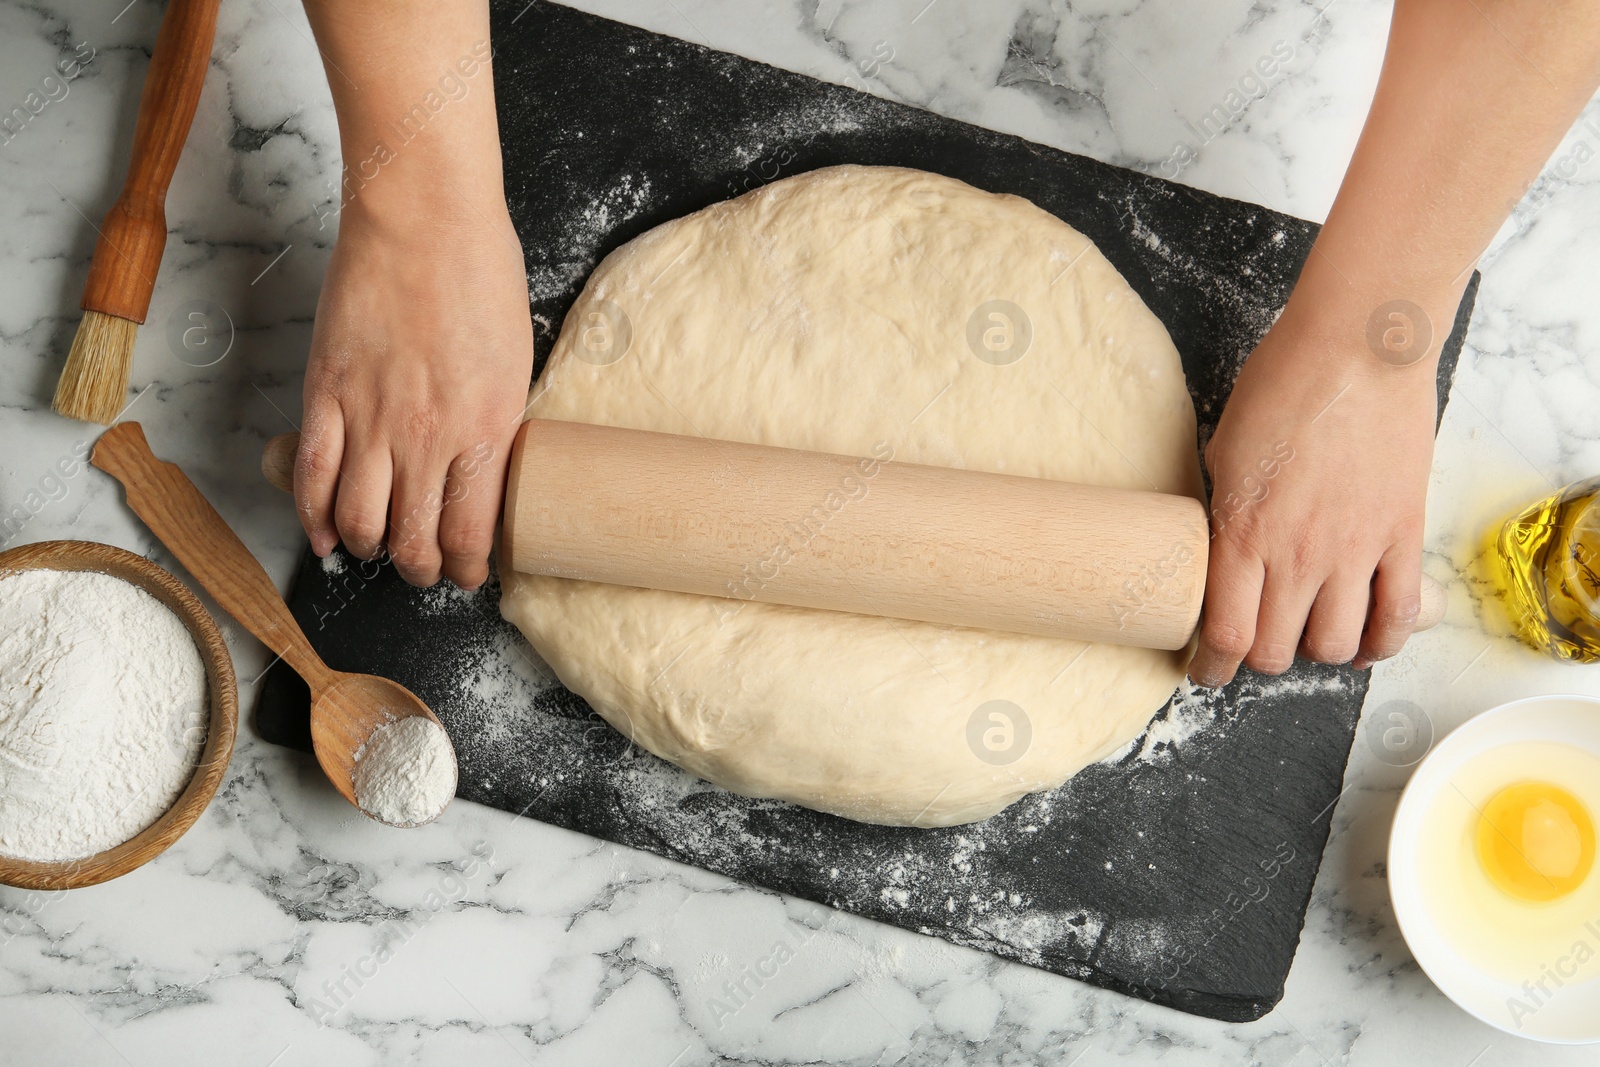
left=504, top=419, right=1211, bottom=650
left=80, top=0, right=220, bottom=322
left=93, top=423, right=332, bottom=688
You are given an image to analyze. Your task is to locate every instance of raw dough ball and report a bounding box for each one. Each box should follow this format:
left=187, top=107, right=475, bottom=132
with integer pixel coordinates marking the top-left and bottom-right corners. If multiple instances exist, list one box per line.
left=501, top=165, right=1202, bottom=826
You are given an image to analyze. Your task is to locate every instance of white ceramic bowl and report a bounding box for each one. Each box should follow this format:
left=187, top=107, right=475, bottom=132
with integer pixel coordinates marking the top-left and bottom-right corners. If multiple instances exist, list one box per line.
left=1389, top=693, right=1600, bottom=1044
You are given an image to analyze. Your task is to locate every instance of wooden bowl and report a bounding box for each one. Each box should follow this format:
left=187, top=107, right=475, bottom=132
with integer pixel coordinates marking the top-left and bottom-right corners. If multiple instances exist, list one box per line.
left=0, top=540, right=238, bottom=890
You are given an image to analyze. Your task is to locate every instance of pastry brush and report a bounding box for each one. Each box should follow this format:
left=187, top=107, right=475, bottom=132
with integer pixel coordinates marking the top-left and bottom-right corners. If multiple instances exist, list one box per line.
left=51, top=0, right=220, bottom=425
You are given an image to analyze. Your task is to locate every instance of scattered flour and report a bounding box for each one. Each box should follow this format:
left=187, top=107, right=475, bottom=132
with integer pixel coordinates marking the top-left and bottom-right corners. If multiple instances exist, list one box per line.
left=416, top=580, right=477, bottom=616
left=1116, top=679, right=1221, bottom=763
left=527, top=171, right=658, bottom=305
left=0, top=568, right=208, bottom=862
left=353, top=716, right=457, bottom=826
left=1104, top=669, right=1358, bottom=767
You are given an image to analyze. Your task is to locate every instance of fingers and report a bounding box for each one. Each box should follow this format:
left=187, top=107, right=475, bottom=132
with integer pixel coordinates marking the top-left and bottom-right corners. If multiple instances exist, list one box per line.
left=1196, top=546, right=1424, bottom=684
left=1300, top=568, right=1373, bottom=665
left=333, top=442, right=393, bottom=561
left=307, top=418, right=503, bottom=589
left=294, top=405, right=344, bottom=557
left=438, top=444, right=503, bottom=591
left=387, top=454, right=451, bottom=587
left=1188, top=540, right=1265, bottom=688
left=1355, top=540, right=1424, bottom=669
left=1244, top=573, right=1320, bottom=675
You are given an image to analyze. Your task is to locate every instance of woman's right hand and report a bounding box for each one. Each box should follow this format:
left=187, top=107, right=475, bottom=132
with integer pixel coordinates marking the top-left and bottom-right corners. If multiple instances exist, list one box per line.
left=295, top=192, right=532, bottom=591
left=295, top=0, right=524, bottom=590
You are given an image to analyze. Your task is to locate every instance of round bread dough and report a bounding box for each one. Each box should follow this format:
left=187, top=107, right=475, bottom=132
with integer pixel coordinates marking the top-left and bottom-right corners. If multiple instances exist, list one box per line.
left=501, top=165, right=1202, bottom=826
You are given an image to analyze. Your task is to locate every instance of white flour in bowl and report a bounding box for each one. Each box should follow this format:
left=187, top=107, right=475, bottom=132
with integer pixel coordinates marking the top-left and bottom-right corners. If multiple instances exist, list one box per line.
left=0, top=568, right=209, bottom=862
left=353, top=716, right=456, bottom=826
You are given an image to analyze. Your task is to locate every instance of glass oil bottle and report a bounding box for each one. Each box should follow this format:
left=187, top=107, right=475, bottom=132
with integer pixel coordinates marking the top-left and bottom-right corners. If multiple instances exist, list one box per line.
left=1495, top=476, right=1600, bottom=663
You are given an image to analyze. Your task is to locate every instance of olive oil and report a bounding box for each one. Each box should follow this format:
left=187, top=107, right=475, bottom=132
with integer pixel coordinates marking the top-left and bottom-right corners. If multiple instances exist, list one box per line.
left=1495, top=476, right=1600, bottom=663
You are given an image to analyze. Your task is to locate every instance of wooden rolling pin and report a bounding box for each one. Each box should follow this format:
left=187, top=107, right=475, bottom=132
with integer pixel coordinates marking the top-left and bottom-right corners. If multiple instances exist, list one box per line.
left=261, top=423, right=1446, bottom=651
left=505, top=420, right=1209, bottom=649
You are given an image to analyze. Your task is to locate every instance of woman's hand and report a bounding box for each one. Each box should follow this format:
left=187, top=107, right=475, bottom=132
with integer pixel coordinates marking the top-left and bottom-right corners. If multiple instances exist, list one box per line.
left=1187, top=295, right=1444, bottom=687
left=295, top=195, right=532, bottom=590
left=294, top=0, right=524, bottom=590
left=1184, top=0, right=1600, bottom=684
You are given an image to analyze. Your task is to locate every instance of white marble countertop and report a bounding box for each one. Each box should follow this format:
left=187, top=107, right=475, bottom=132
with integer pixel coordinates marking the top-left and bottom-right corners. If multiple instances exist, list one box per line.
left=4, top=0, right=1600, bottom=1063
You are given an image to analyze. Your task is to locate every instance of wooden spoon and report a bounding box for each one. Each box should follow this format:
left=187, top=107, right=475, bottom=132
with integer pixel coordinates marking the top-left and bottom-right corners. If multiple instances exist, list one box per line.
left=93, top=422, right=455, bottom=827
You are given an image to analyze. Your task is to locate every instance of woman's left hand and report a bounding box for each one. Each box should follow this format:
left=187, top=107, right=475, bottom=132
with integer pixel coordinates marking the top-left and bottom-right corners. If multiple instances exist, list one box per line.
left=1187, top=293, right=1447, bottom=687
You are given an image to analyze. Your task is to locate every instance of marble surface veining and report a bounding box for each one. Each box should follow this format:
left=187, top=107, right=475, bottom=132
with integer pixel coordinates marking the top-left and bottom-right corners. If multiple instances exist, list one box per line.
left=3, top=0, right=1599, bottom=1063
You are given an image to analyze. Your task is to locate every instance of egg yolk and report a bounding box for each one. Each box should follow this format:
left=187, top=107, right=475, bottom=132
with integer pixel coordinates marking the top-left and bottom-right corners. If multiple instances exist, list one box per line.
left=1475, top=780, right=1595, bottom=902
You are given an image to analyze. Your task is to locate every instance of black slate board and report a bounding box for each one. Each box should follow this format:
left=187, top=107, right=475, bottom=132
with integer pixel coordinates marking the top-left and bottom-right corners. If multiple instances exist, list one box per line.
left=255, top=1, right=1478, bottom=1021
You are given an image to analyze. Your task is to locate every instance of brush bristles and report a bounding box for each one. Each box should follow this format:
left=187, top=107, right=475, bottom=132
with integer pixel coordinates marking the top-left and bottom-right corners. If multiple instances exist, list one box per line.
left=53, top=310, right=138, bottom=425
